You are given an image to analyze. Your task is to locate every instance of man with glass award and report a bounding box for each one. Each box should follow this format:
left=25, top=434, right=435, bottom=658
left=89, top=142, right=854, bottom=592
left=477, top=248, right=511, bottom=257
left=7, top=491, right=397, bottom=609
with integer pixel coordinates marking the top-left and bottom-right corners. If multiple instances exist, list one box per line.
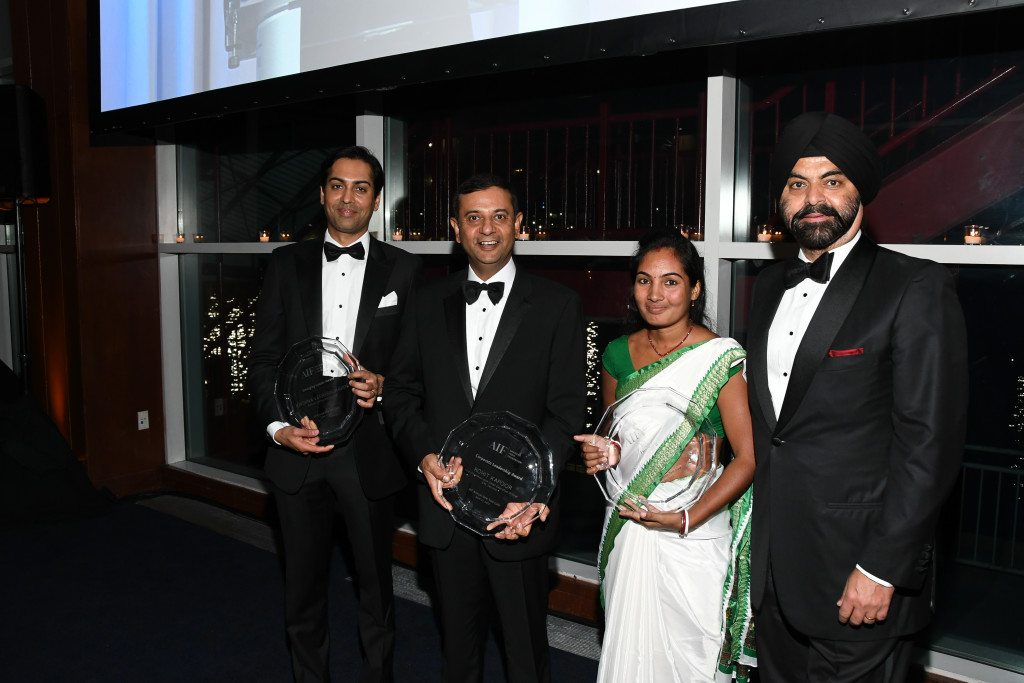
left=385, top=174, right=585, bottom=683
left=745, top=112, right=968, bottom=681
left=248, top=146, right=421, bottom=683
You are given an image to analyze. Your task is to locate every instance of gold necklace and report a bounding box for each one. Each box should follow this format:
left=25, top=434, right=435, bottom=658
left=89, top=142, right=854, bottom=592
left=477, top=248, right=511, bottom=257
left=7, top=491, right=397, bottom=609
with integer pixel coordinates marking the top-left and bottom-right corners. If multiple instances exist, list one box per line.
left=647, top=324, right=694, bottom=357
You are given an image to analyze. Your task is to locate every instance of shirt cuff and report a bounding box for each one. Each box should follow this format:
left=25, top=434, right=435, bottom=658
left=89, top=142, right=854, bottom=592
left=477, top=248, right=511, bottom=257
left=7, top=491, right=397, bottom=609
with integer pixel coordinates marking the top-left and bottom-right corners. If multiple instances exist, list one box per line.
left=856, top=564, right=893, bottom=588
left=267, top=421, right=290, bottom=445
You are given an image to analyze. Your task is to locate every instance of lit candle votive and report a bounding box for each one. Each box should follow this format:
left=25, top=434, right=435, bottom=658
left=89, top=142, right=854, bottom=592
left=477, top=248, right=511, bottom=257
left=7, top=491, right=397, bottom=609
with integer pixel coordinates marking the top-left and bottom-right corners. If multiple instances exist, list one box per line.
left=963, top=225, right=985, bottom=245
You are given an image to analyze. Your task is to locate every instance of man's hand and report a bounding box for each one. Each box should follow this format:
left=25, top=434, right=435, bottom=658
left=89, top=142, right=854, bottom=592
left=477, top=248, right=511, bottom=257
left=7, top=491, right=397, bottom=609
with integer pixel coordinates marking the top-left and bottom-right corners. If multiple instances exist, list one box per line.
left=420, top=453, right=462, bottom=511
left=574, top=434, right=620, bottom=475
left=837, top=568, right=895, bottom=626
left=348, top=365, right=384, bottom=409
left=487, top=502, right=550, bottom=540
left=274, top=416, right=334, bottom=455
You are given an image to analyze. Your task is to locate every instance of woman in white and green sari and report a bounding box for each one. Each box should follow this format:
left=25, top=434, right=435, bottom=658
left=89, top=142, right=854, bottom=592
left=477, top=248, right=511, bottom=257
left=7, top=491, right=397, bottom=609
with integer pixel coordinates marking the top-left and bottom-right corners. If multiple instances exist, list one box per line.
left=577, top=231, right=757, bottom=682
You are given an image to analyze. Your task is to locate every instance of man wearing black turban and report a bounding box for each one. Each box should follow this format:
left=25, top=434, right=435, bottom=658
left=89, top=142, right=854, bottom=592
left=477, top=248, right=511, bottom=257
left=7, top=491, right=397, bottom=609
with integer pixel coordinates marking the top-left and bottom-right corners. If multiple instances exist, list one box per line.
left=744, top=112, right=968, bottom=681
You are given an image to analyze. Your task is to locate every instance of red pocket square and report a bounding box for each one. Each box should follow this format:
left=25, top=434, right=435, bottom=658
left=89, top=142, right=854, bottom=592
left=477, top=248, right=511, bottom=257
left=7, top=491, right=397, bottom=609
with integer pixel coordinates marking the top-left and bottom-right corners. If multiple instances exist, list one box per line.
left=828, top=347, right=864, bottom=357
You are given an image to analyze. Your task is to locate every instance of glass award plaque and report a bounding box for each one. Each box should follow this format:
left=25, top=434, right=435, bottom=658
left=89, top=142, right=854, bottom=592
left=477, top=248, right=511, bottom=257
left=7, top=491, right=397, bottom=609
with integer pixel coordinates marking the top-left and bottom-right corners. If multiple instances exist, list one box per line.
left=591, top=387, right=719, bottom=512
left=274, top=337, right=362, bottom=446
left=437, top=412, right=555, bottom=536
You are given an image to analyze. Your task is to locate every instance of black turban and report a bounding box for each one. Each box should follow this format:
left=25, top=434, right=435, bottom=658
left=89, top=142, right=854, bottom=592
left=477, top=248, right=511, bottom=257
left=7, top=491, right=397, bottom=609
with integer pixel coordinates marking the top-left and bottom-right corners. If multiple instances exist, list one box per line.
left=771, top=112, right=883, bottom=205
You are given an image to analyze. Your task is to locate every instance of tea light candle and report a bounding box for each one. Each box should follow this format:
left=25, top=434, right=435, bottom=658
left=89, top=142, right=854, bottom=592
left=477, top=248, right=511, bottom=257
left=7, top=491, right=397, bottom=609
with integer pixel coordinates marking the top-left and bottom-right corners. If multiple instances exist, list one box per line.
left=963, top=225, right=984, bottom=245
left=689, top=228, right=704, bottom=242
left=192, top=233, right=205, bottom=243
left=756, top=226, right=773, bottom=242
left=258, top=230, right=270, bottom=243
left=175, top=234, right=185, bottom=244
left=391, top=229, right=404, bottom=241
left=279, top=231, right=291, bottom=241
left=516, top=229, right=530, bottom=241
left=771, top=230, right=785, bottom=242
left=678, top=225, right=690, bottom=239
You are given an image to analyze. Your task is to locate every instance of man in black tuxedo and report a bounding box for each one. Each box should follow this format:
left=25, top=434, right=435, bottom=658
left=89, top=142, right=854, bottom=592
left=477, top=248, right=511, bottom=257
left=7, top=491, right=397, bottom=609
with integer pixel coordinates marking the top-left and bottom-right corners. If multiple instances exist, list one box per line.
left=249, top=146, right=421, bottom=682
left=745, top=112, right=968, bottom=681
left=385, top=174, right=585, bottom=682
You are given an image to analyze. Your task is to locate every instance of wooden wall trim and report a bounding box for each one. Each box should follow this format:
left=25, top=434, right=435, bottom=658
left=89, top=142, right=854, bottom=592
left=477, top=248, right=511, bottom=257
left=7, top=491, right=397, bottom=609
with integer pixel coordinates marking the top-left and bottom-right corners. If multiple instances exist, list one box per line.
left=10, top=0, right=166, bottom=493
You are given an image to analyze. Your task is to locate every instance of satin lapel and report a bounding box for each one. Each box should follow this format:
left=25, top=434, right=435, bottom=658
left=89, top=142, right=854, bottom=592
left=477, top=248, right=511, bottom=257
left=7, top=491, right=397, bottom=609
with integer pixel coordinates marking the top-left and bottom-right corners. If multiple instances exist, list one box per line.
left=747, top=267, right=785, bottom=433
left=352, top=238, right=392, bottom=357
left=296, top=238, right=323, bottom=337
left=444, top=281, right=474, bottom=406
left=477, top=275, right=531, bottom=401
left=775, top=239, right=878, bottom=433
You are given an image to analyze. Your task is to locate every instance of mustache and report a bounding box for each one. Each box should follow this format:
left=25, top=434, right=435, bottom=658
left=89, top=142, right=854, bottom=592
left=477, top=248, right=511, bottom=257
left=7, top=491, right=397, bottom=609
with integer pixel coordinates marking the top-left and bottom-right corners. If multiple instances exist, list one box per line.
left=793, top=203, right=842, bottom=221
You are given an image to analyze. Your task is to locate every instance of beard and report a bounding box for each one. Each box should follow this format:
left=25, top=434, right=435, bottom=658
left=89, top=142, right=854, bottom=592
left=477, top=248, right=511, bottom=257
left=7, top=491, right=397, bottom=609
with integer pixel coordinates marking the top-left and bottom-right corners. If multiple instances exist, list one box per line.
left=784, top=197, right=861, bottom=250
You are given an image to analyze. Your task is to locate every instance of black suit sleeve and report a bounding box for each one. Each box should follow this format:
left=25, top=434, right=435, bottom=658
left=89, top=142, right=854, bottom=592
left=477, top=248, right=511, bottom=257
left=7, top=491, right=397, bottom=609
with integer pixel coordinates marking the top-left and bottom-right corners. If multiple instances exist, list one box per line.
left=383, top=289, right=437, bottom=471
left=248, top=251, right=289, bottom=427
left=859, top=263, right=967, bottom=587
left=539, top=291, right=587, bottom=480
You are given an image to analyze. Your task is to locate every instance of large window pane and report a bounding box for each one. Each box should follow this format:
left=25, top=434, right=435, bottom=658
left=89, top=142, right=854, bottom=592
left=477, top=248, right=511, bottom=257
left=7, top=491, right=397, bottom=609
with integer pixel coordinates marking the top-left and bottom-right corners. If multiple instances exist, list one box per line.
left=387, top=58, right=707, bottom=241
left=932, top=264, right=1024, bottom=672
left=175, top=103, right=354, bottom=243
left=181, top=253, right=267, bottom=476
left=738, top=16, right=1024, bottom=246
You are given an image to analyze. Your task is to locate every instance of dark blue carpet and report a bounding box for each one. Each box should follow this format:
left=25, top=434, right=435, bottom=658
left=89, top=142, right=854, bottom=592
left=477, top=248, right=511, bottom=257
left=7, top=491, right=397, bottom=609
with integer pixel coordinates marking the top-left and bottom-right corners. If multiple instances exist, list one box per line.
left=0, top=502, right=598, bottom=682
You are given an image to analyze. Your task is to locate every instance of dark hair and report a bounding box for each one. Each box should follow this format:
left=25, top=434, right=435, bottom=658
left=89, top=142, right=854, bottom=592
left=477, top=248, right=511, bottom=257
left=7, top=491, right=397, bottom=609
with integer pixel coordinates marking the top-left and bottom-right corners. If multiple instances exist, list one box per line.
left=450, top=173, right=520, bottom=219
left=319, top=146, right=384, bottom=198
left=625, top=230, right=709, bottom=332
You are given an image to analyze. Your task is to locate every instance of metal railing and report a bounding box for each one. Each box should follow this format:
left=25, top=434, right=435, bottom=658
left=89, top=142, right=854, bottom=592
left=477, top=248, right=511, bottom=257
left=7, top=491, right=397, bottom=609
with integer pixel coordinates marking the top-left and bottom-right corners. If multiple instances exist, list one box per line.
left=956, top=455, right=1024, bottom=575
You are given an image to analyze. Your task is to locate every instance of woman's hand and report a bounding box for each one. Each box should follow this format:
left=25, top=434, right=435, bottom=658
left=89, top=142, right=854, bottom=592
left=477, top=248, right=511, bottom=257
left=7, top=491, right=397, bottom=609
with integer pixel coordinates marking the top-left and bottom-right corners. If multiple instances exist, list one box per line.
left=616, top=498, right=682, bottom=533
left=574, top=434, right=621, bottom=474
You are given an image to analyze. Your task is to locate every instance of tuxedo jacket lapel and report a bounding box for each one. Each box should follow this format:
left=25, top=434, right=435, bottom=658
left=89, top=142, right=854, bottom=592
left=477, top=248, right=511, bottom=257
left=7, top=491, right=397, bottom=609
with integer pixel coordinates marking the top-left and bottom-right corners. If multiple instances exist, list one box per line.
left=444, top=281, right=474, bottom=406
left=477, top=274, right=531, bottom=400
left=748, top=268, right=784, bottom=433
left=296, top=238, right=323, bottom=338
left=776, top=239, right=878, bottom=433
left=352, top=238, right=392, bottom=357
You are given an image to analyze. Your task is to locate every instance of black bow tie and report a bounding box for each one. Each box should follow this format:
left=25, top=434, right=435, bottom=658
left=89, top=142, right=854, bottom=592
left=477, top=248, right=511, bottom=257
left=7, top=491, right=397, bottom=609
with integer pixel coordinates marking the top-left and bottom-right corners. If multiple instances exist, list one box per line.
left=323, top=241, right=365, bottom=262
left=462, top=280, right=505, bottom=305
left=784, top=251, right=834, bottom=289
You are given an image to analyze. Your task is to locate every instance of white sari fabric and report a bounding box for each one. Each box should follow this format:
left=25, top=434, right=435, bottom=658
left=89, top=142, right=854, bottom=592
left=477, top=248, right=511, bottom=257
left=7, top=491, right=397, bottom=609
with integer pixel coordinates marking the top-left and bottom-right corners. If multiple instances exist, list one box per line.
left=597, top=338, right=745, bottom=683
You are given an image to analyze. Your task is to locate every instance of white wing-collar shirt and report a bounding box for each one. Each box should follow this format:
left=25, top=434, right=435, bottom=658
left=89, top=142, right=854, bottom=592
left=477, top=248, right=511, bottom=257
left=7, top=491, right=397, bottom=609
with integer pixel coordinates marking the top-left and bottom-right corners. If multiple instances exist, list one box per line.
left=465, top=258, right=516, bottom=399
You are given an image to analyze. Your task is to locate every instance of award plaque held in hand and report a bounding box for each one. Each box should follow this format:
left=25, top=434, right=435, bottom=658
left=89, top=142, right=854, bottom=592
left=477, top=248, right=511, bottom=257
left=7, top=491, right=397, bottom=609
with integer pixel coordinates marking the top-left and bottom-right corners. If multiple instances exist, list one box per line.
left=275, top=337, right=362, bottom=446
left=592, top=387, right=719, bottom=512
left=438, top=412, right=555, bottom=536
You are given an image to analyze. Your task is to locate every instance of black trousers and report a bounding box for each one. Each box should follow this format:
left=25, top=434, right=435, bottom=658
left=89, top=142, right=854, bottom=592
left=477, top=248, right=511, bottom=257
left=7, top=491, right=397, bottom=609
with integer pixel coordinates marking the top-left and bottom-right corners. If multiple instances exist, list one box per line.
left=431, top=527, right=551, bottom=683
left=755, top=565, right=915, bottom=683
left=273, top=449, right=396, bottom=683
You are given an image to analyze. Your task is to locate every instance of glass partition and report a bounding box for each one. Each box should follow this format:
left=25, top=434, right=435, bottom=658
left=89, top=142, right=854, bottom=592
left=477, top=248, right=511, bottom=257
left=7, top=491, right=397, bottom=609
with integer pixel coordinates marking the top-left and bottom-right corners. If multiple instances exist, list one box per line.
left=386, top=60, right=708, bottom=241
left=738, top=19, right=1024, bottom=247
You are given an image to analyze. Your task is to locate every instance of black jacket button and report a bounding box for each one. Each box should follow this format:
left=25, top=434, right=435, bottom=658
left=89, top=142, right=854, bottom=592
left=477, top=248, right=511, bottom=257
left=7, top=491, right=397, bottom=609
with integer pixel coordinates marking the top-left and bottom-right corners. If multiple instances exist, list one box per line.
left=772, top=437, right=784, bottom=447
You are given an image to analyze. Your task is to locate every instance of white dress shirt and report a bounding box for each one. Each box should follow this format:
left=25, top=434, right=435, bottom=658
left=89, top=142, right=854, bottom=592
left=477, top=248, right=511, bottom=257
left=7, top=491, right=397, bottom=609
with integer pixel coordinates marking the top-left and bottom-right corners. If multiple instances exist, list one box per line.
left=267, top=231, right=370, bottom=442
left=765, top=230, right=891, bottom=588
left=321, top=231, right=370, bottom=352
left=465, top=259, right=516, bottom=399
left=766, top=230, right=861, bottom=417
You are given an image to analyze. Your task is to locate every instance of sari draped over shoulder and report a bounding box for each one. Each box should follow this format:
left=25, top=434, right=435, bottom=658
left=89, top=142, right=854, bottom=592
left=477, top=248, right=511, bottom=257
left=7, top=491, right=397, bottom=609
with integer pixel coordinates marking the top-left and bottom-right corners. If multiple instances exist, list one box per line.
left=595, top=337, right=756, bottom=682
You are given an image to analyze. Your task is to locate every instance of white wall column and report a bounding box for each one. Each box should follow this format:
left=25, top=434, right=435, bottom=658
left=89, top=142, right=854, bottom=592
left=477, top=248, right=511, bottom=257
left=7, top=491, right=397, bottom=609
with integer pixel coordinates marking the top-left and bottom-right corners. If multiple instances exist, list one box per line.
left=702, top=75, right=738, bottom=335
